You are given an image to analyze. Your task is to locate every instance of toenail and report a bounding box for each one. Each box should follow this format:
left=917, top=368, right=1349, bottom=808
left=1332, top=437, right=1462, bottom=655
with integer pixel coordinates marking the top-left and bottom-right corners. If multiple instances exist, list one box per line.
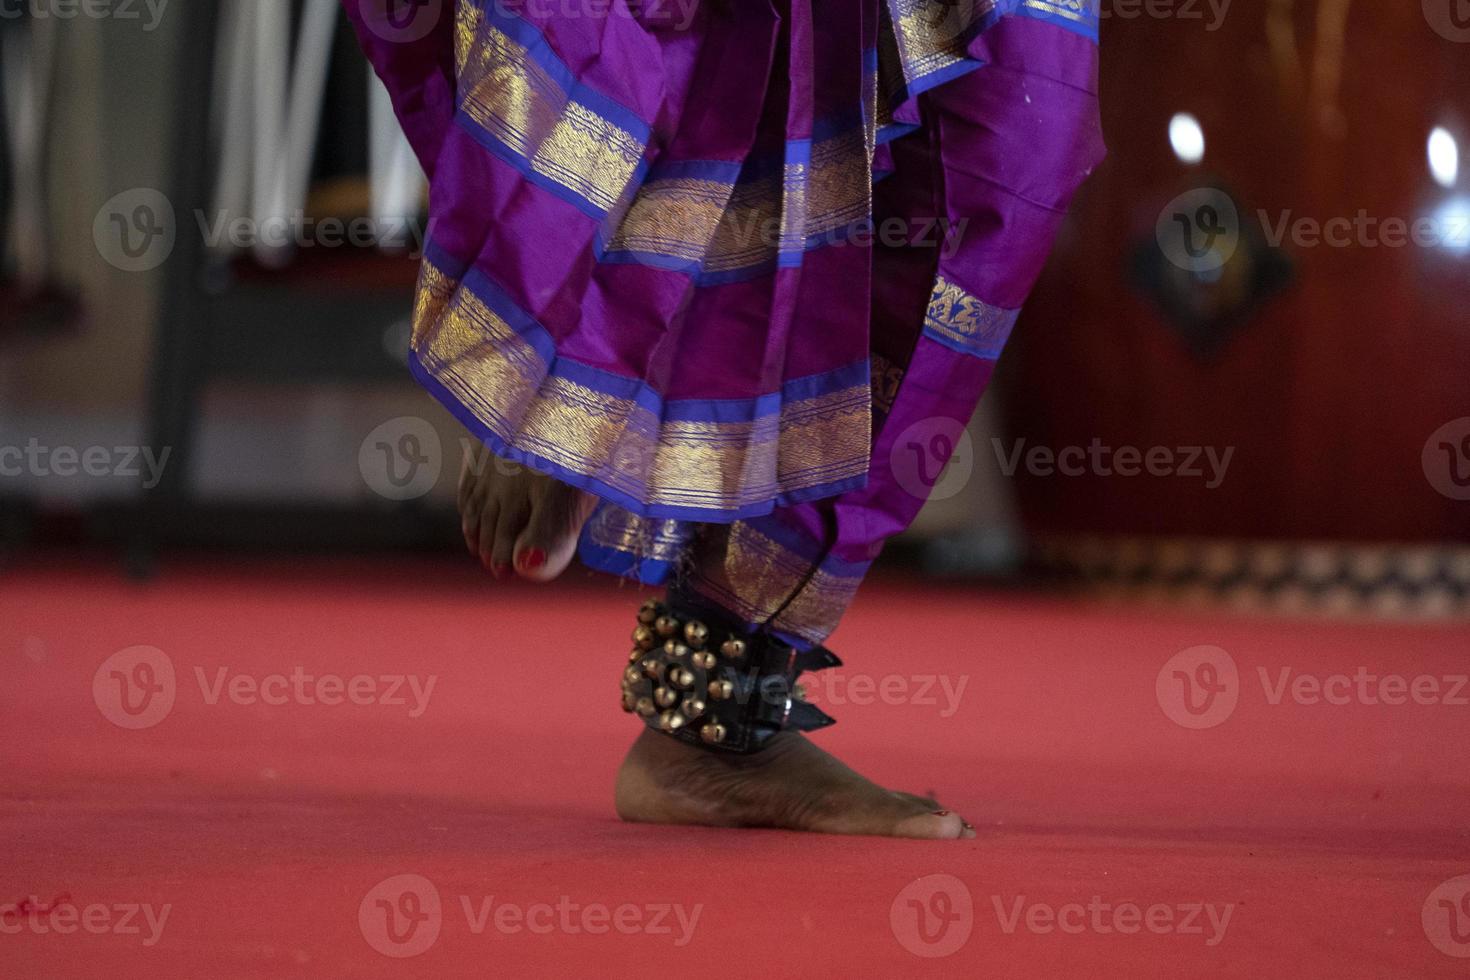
left=931, top=810, right=951, bottom=817
left=493, top=562, right=510, bottom=576
left=519, top=548, right=545, bottom=570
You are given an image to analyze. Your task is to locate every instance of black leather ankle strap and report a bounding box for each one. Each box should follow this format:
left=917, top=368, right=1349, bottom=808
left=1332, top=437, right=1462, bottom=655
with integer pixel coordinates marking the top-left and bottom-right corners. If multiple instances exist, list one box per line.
left=618, top=598, right=841, bottom=754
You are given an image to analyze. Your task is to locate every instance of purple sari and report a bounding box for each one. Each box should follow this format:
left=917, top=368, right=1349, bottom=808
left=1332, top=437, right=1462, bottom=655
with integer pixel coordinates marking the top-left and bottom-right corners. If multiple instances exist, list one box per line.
left=345, top=0, right=1104, bottom=644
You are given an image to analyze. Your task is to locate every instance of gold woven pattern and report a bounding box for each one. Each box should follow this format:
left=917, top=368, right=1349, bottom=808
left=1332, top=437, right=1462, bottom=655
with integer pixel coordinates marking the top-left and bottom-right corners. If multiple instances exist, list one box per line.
left=585, top=508, right=691, bottom=565
left=687, top=523, right=865, bottom=644
left=889, top=0, right=1000, bottom=86
left=1022, top=0, right=1096, bottom=25
left=924, top=275, right=1018, bottom=358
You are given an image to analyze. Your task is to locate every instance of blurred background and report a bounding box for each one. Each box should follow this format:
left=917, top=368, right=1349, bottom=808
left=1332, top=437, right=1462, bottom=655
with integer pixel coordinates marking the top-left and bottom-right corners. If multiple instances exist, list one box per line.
left=1, top=0, right=1467, bottom=617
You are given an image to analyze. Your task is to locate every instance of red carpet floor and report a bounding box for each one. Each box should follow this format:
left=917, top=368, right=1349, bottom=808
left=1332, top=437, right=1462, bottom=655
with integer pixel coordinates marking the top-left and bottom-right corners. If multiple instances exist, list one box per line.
left=3, top=559, right=1468, bottom=977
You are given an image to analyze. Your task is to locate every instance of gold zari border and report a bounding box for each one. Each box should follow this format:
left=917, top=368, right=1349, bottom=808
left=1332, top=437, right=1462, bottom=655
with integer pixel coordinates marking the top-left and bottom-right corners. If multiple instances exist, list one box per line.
left=412, top=261, right=873, bottom=514
left=924, top=275, right=1019, bottom=358
left=687, top=523, right=865, bottom=644
left=456, top=7, right=645, bottom=213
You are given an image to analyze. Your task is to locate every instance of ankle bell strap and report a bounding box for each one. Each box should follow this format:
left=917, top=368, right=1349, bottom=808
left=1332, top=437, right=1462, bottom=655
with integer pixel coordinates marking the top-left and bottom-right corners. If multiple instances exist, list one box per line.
left=618, top=598, right=841, bottom=754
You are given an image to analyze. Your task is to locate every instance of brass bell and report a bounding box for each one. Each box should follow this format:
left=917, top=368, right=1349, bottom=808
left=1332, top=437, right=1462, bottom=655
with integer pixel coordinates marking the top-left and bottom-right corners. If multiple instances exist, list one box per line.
left=632, top=625, right=657, bottom=650
left=670, top=667, right=696, bottom=690
left=664, top=640, right=690, bottom=659
left=708, top=679, right=734, bottom=700
left=623, top=665, right=641, bottom=685
left=637, top=599, right=662, bottom=625
left=654, top=686, right=679, bottom=708
left=700, top=722, right=726, bottom=744
left=641, top=657, right=662, bottom=679
left=720, top=638, right=746, bottom=659
left=692, top=651, right=717, bottom=671
left=621, top=689, right=637, bottom=712
left=683, top=621, right=709, bottom=648
left=635, top=697, right=656, bottom=717
left=628, top=648, right=643, bottom=663
left=680, top=697, right=706, bottom=719
left=659, top=710, right=686, bottom=732
left=654, top=615, right=679, bottom=638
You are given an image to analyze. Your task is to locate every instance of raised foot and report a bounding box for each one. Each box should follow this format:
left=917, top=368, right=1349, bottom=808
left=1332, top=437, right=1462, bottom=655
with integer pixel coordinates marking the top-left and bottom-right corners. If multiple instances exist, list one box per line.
left=615, top=729, right=975, bottom=839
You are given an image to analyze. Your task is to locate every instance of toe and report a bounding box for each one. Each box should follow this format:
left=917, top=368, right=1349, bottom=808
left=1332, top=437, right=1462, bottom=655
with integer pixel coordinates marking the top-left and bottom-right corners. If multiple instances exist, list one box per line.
left=514, top=486, right=595, bottom=582
left=489, top=501, right=524, bottom=577
left=461, top=491, right=487, bottom=561
left=891, top=809, right=968, bottom=841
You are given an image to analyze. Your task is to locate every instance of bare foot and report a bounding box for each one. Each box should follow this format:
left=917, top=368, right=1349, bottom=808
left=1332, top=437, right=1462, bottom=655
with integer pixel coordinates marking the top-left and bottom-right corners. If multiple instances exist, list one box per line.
left=615, top=729, right=976, bottom=839
left=457, top=442, right=597, bottom=581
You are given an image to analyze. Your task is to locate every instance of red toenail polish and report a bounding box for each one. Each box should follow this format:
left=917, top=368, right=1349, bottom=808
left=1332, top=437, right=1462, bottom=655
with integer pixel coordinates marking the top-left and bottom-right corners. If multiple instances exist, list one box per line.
left=932, top=810, right=951, bottom=817
left=519, top=549, right=545, bottom=570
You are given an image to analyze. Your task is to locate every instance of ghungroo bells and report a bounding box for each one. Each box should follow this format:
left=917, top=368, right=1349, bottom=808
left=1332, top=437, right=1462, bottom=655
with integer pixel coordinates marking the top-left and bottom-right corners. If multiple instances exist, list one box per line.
left=618, top=598, right=842, bottom=753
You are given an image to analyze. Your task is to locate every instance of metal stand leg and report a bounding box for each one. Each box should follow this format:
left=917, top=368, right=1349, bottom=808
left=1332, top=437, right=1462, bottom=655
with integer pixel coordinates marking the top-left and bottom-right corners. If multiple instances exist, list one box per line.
left=134, top=0, right=223, bottom=578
